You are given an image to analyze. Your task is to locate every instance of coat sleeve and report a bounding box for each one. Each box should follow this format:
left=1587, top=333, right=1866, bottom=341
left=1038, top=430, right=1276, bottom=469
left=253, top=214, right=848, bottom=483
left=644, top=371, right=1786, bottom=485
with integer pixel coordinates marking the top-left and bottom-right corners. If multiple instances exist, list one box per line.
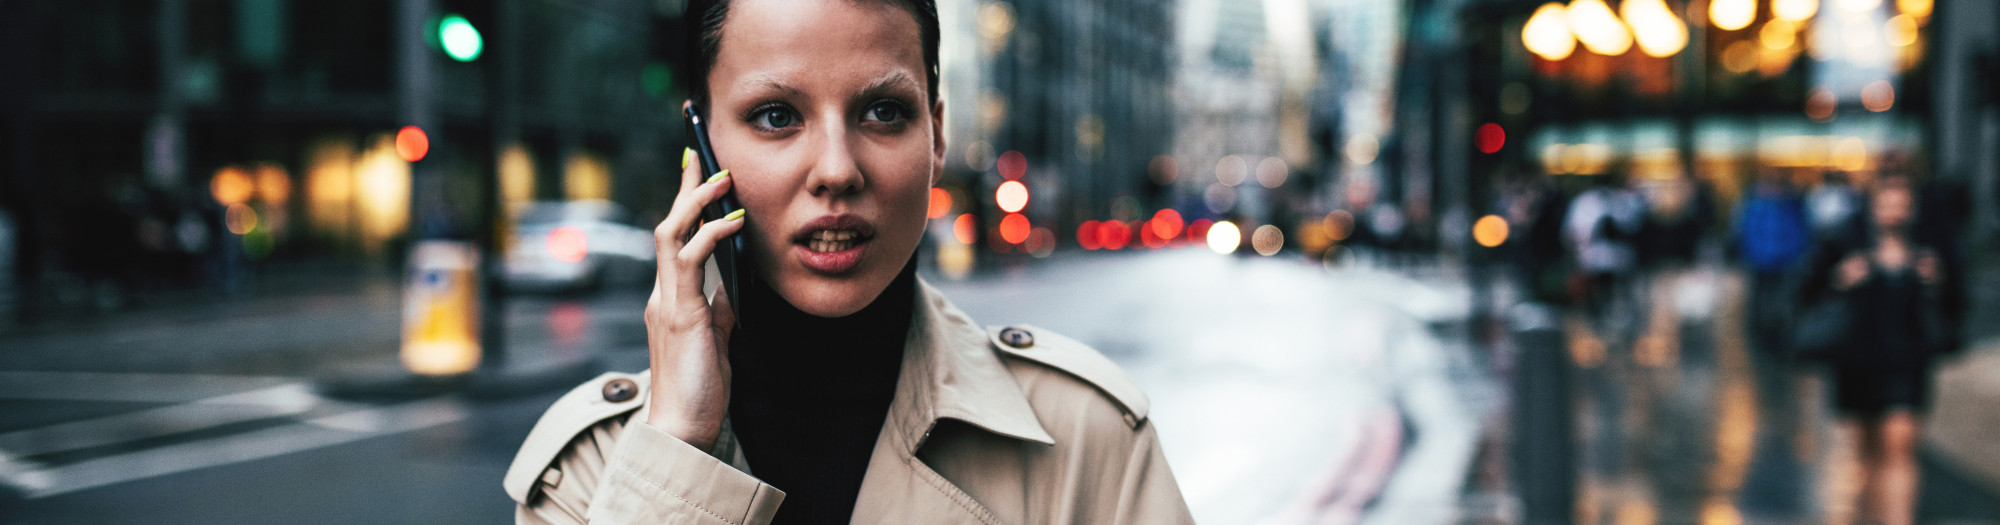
left=1110, top=421, right=1197, bottom=525
left=516, top=417, right=786, bottom=525
left=508, top=373, right=786, bottom=525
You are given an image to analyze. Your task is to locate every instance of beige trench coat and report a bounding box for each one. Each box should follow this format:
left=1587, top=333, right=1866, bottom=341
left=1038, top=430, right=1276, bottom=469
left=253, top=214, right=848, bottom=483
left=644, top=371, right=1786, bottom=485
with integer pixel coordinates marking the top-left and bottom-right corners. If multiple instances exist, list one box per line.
left=503, top=279, right=1194, bottom=524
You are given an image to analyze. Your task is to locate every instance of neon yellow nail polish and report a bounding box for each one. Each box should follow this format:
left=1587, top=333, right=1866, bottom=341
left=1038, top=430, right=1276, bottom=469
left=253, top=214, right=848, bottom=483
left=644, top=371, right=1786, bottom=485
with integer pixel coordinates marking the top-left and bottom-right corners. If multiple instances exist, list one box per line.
left=723, top=209, right=745, bottom=221
left=682, top=148, right=693, bottom=170
left=706, top=169, right=730, bottom=184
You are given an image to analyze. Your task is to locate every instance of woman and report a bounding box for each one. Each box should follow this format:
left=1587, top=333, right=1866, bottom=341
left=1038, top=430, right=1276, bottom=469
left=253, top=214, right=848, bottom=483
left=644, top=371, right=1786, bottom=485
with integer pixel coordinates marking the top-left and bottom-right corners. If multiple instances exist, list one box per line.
left=1803, top=177, right=1949, bottom=525
left=502, top=0, right=1193, bottom=523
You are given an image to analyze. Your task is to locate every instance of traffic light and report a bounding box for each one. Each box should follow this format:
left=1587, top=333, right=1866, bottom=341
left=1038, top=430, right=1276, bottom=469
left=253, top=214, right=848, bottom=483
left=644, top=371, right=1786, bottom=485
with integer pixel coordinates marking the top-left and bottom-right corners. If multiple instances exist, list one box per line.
left=439, top=14, right=483, bottom=62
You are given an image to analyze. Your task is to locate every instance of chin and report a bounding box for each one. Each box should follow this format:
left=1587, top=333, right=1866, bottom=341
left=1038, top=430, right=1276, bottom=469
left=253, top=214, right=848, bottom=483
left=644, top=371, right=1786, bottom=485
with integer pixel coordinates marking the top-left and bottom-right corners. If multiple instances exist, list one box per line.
left=774, top=276, right=890, bottom=318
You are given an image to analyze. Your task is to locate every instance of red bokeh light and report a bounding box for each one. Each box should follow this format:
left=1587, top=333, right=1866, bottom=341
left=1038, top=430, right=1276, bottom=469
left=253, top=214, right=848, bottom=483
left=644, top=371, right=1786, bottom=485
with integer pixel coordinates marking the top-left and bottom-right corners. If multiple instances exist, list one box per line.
left=995, top=180, right=1029, bottom=213
left=546, top=226, right=588, bottom=263
left=1077, top=220, right=1102, bottom=250
left=1150, top=209, right=1184, bottom=240
left=997, top=150, right=1027, bottom=180
left=1099, top=220, right=1132, bottom=250
left=1187, top=218, right=1214, bottom=244
left=927, top=188, right=952, bottom=218
left=396, top=126, right=430, bottom=162
left=1140, top=219, right=1168, bottom=249
left=998, top=213, right=1031, bottom=244
left=1476, top=123, right=1505, bottom=154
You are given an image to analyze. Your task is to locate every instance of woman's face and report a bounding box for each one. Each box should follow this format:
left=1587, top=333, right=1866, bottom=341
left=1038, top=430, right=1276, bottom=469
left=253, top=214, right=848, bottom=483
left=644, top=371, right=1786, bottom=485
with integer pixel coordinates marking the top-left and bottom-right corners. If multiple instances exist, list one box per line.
left=706, top=0, right=943, bottom=317
left=1871, top=185, right=1914, bottom=230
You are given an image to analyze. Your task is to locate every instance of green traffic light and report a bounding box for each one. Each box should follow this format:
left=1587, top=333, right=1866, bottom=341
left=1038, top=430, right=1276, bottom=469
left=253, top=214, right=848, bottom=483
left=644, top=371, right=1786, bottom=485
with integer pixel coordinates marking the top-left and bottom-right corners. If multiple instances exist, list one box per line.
left=440, top=14, right=482, bottom=62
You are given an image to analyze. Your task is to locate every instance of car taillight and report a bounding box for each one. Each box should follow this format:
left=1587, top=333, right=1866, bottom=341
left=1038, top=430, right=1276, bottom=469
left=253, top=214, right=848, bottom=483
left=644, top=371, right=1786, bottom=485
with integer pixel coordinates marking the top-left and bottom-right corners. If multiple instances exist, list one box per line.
left=547, top=226, right=588, bottom=263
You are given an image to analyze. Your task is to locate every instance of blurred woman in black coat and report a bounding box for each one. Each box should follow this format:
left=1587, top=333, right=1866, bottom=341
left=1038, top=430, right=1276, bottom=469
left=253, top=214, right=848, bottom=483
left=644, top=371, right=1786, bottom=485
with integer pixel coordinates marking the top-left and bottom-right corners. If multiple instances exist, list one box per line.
left=1800, top=176, right=1950, bottom=525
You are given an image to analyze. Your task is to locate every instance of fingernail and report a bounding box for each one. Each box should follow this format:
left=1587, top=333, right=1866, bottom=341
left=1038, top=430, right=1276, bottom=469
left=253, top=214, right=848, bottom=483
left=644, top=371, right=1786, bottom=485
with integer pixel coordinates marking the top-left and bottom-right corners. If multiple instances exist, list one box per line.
left=706, top=169, right=730, bottom=184
left=682, top=148, right=693, bottom=170
left=723, top=209, right=745, bottom=221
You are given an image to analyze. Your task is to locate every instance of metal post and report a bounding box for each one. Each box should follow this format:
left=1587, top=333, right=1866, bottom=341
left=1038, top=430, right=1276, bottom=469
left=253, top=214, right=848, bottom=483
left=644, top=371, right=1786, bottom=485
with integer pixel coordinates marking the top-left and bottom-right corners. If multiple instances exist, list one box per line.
left=1511, top=304, right=1574, bottom=525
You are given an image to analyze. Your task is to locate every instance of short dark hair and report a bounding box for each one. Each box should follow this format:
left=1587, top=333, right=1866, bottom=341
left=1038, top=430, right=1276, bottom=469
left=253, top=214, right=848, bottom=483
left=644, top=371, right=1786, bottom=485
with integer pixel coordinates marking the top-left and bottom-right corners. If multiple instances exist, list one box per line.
left=686, top=0, right=941, bottom=108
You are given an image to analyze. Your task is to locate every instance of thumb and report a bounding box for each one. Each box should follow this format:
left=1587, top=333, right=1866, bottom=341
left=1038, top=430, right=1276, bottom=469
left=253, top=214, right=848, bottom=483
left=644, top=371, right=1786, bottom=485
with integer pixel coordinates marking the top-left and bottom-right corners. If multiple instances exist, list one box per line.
left=709, top=287, right=736, bottom=344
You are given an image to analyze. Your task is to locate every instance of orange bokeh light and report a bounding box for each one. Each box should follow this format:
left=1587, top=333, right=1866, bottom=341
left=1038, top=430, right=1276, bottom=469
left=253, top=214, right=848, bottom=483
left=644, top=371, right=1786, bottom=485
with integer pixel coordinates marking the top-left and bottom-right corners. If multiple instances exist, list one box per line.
left=927, top=187, right=952, bottom=218
left=396, top=126, right=430, bottom=162
left=998, top=213, right=1031, bottom=244
left=210, top=165, right=255, bottom=206
left=1473, top=214, right=1511, bottom=247
left=952, top=213, right=977, bottom=244
left=995, top=180, right=1029, bottom=213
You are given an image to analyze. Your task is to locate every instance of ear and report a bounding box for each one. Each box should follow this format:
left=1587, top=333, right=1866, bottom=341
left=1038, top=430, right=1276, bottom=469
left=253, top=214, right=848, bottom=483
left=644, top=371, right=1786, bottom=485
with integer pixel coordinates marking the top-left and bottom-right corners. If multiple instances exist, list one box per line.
left=930, top=97, right=947, bottom=188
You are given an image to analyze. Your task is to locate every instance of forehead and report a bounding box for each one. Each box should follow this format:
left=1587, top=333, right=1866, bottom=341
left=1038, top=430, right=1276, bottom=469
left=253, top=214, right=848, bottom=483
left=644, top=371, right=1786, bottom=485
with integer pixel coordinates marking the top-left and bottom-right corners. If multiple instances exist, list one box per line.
left=710, top=0, right=925, bottom=96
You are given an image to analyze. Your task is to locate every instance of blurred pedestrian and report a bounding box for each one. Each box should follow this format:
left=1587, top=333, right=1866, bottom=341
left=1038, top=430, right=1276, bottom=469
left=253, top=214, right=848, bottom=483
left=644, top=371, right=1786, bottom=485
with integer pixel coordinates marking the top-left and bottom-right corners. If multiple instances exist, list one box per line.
left=1800, top=177, right=1951, bottom=525
left=1733, top=168, right=1811, bottom=357
left=1806, top=170, right=1865, bottom=246
left=1638, top=172, right=1715, bottom=271
left=1563, top=169, right=1644, bottom=337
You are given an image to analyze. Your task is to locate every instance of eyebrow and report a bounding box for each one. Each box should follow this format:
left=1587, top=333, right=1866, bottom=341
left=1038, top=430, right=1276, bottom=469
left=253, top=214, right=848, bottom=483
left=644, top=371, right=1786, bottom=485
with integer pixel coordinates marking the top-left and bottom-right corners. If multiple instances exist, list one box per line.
left=748, top=74, right=804, bottom=97
left=855, top=71, right=921, bottom=100
left=734, top=70, right=921, bottom=103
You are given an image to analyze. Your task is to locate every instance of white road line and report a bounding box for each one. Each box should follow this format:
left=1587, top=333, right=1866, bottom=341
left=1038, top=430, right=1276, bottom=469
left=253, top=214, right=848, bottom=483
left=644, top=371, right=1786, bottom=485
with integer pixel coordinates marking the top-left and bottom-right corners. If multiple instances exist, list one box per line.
left=0, top=383, right=319, bottom=457
left=0, top=371, right=295, bottom=403
left=0, top=397, right=468, bottom=498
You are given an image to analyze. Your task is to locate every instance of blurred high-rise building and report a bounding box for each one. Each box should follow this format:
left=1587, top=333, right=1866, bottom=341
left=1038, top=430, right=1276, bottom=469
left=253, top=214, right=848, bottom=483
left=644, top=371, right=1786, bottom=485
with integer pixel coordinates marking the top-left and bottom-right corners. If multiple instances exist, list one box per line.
left=947, top=0, right=1177, bottom=244
left=0, top=0, right=688, bottom=312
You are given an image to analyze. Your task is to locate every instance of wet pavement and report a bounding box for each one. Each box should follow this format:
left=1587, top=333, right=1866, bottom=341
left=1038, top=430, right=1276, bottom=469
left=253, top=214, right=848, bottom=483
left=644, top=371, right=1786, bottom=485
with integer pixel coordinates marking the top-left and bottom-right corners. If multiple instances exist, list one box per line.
left=0, top=249, right=1490, bottom=524
left=1, top=250, right=1996, bottom=524
left=1530, top=267, right=2000, bottom=525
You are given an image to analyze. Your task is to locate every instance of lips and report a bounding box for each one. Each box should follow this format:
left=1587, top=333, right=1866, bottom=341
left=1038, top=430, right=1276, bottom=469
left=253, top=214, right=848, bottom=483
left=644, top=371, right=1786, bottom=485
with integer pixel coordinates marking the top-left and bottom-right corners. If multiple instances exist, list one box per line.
left=790, top=215, right=876, bottom=275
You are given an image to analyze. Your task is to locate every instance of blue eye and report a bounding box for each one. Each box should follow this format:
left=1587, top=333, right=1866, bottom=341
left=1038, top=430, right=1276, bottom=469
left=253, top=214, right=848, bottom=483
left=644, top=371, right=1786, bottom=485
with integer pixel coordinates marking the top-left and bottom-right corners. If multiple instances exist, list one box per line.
left=866, top=102, right=905, bottom=123
left=757, top=108, right=797, bottom=129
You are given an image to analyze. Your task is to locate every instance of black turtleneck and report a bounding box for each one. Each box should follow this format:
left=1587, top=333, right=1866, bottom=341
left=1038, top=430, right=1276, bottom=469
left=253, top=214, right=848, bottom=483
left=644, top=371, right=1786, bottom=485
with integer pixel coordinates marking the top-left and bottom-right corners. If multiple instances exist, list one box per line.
left=726, top=259, right=916, bottom=524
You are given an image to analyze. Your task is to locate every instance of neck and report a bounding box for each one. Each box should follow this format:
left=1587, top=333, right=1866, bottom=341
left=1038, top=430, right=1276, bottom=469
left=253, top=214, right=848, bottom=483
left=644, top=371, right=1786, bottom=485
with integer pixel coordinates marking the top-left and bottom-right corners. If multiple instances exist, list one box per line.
left=727, top=259, right=919, bottom=399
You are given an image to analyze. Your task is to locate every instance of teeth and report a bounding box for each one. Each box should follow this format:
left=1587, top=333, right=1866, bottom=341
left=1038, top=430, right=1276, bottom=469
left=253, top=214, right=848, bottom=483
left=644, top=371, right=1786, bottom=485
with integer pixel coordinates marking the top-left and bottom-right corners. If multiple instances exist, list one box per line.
left=803, top=229, right=867, bottom=252
left=810, top=230, right=856, bottom=241
left=807, top=239, right=856, bottom=253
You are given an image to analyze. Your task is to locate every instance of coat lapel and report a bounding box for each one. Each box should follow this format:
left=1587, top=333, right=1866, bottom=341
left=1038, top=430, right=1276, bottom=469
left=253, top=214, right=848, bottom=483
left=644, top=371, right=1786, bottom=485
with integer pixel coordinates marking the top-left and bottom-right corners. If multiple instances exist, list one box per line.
left=849, top=279, right=1054, bottom=524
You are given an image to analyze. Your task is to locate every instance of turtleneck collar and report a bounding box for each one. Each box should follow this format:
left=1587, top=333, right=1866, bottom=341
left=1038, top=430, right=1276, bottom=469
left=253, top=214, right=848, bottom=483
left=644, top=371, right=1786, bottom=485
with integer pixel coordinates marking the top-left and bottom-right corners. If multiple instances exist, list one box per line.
left=727, top=258, right=918, bottom=394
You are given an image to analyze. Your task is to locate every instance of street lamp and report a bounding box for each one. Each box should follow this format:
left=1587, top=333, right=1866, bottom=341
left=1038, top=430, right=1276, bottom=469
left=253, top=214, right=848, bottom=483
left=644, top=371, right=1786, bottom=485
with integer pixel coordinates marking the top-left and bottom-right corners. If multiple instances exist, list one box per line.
left=1523, top=3, right=1578, bottom=61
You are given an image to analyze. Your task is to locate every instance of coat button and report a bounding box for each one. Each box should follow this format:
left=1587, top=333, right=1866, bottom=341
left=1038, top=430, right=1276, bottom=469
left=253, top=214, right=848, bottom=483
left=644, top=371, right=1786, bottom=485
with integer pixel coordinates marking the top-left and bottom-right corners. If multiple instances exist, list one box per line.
left=998, top=327, right=1035, bottom=349
left=602, top=378, right=638, bottom=402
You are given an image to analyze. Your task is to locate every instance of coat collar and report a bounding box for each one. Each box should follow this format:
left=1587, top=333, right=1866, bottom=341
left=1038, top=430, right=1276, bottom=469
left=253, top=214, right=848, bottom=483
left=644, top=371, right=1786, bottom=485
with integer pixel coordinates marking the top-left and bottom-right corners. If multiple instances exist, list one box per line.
left=887, top=278, right=1056, bottom=452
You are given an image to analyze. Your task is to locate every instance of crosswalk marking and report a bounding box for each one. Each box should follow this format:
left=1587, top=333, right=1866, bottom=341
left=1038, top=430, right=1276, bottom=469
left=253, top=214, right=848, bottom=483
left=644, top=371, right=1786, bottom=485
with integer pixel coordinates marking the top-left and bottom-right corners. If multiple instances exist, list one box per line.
left=0, top=372, right=467, bottom=498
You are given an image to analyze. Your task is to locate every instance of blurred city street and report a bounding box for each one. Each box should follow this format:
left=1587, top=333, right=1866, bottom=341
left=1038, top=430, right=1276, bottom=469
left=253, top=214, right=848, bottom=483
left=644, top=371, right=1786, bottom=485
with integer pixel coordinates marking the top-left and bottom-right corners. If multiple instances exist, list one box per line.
left=0, top=249, right=1495, bottom=524
left=5, top=0, right=2000, bottom=523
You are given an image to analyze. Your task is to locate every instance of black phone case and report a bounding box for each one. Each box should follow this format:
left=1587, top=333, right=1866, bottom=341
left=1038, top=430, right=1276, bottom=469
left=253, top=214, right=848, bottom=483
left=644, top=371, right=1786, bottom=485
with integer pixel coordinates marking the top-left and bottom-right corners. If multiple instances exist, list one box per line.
left=684, top=105, right=746, bottom=312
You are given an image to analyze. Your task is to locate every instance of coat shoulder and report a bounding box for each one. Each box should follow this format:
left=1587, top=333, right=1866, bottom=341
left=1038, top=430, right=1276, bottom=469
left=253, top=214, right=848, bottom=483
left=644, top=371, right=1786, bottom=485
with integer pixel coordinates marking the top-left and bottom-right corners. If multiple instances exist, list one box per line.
left=502, top=370, right=648, bottom=504
left=984, top=325, right=1150, bottom=428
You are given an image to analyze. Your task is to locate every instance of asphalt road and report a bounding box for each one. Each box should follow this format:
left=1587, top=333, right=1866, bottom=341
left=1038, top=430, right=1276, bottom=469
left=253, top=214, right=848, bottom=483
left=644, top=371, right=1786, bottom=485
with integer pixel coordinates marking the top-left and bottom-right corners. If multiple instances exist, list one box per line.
left=0, top=249, right=1488, bottom=524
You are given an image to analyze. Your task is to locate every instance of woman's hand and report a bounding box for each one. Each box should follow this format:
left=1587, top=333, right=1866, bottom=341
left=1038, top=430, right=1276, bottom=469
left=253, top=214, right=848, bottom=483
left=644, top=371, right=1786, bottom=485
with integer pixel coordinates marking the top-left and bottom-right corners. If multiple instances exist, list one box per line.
left=642, top=148, right=745, bottom=452
left=1833, top=254, right=1869, bottom=291
left=1915, top=250, right=1942, bottom=286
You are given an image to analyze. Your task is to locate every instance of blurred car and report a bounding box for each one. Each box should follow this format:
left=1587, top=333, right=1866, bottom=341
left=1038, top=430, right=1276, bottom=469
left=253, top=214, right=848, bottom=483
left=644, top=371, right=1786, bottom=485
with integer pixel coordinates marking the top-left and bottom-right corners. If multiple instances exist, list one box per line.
left=504, top=200, right=654, bottom=293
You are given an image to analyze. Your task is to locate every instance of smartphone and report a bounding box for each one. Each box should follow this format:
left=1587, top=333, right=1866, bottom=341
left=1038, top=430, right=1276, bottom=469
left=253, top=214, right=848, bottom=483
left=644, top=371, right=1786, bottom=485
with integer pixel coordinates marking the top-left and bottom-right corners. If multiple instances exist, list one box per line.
left=684, top=103, right=745, bottom=310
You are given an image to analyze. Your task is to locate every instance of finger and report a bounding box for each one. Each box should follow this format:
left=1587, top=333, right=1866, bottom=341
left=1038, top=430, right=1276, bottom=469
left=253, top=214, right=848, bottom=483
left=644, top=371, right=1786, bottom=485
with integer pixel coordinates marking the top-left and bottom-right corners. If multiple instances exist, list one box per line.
left=675, top=210, right=747, bottom=305
left=679, top=146, right=702, bottom=198
left=655, top=173, right=734, bottom=261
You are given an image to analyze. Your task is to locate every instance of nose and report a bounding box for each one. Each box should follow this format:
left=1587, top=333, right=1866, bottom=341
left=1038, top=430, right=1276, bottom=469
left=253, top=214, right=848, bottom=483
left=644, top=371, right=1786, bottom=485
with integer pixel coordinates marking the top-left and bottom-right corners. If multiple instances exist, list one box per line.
left=805, top=121, right=865, bottom=198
